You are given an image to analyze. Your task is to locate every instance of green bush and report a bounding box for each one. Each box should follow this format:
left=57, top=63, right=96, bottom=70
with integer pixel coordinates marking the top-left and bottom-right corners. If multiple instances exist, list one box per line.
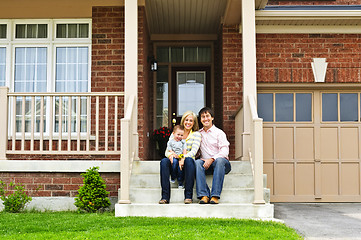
left=75, top=166, right=111, bottom=212
left=0, top=181, right=32, bottom=213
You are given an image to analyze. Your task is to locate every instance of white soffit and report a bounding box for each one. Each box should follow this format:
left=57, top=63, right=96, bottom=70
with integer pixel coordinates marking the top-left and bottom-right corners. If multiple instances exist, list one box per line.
left=255, top=10, right=361, bottom=33
left=145, top=0, right=228, bottom=34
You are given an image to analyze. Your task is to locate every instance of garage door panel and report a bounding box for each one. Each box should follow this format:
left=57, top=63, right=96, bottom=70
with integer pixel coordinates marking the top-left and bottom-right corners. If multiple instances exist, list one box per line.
left=341, top=163, right=360, bottom=195
left=274, top=163, right=294, bottom=195
left=295, top=128, right=314, bottom=161
left=340, top=128, right=359, bottom=160
left=320, top=128, right=338, bottom=160
left=263, top=128, right=273, bottom=160
left=321, top=163, right=339, bottom=195
left=275, top=128, right=293, bottom=160
left=296, top=163, right=315, bottom=195
left=264, top=163, right=274, bottom=195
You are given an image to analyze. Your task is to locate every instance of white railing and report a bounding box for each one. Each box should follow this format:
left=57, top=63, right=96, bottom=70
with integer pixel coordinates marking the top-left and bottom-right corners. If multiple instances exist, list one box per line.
left=119, top=94, right=137, bottom=204
left=248, top=95, right=265, bottom=204
left=0, top=87, right=124, bottom=156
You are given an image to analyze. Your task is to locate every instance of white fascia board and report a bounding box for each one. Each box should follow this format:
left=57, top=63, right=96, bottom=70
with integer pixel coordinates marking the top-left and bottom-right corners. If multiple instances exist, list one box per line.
left=256, top=25, right=361, bottom=34
left=256, top=10, right=361, bottom=19
left=0, top=160, right=120, bottom=172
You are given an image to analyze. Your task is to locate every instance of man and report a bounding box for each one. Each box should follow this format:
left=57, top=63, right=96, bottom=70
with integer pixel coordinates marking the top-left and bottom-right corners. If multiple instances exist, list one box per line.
left=195, top=107, right=231, bottom=204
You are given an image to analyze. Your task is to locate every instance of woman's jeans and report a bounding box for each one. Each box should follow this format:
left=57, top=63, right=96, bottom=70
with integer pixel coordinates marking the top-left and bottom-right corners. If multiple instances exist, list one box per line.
left=160, top=157, right=195, bottom=201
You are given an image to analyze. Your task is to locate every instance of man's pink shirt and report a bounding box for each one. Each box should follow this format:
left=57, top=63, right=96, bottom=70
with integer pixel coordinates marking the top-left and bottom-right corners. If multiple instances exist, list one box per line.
left=199, top=125, right=230, bottom=160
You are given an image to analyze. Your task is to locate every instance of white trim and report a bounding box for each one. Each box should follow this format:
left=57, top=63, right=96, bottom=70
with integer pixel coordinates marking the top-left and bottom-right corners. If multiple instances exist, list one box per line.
left=256, top=10, right=361, bottom=19
left=254, top=10, right=361, bottom=34
left=0, top=160, right=120, bottom=172
left=256, top=25, right=361, bottom=34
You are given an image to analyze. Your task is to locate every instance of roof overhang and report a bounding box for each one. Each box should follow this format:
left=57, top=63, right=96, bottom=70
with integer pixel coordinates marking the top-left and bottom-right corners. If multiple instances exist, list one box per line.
left=255, top=10, right=361, bottom=33
left=223, top=0, right=268, bottom=25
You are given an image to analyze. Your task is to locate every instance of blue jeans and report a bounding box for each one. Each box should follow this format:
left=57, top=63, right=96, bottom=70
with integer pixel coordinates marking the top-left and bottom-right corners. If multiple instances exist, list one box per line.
left=195, top=158, right=231, bottom=199
left=171, top=158, right=184, bottom=185
left=160, top=157, right=195, bottom=201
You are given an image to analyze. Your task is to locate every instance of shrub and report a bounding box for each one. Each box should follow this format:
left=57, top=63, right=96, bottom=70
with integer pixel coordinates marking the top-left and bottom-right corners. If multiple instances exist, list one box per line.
left=0, top=181, right=32, bottom=213
left=74, top=167, right=111, bottom=212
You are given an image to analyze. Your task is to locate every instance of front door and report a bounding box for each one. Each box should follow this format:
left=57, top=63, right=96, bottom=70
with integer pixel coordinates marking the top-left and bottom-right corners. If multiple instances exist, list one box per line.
left=171, top=67, right=210, bottom=126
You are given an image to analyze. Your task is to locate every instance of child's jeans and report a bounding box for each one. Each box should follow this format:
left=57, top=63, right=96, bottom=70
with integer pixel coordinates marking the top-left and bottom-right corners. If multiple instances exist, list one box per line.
left=171, top=158, right=184, bottom=185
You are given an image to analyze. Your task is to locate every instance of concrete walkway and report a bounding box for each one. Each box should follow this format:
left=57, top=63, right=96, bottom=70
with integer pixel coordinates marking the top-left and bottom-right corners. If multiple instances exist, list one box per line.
left=275, top=203, right=361, bottom=240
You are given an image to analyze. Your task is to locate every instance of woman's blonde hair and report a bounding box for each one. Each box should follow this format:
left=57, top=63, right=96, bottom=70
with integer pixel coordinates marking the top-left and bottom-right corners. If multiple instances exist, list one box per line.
left=180, top=111, right=199, bottom=131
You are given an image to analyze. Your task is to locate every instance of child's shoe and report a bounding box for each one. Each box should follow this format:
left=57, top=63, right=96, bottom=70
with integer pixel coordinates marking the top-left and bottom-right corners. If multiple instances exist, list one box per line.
left=170, top=179, right=176, bottom=184
left=178, top=183, right=184, bottom=189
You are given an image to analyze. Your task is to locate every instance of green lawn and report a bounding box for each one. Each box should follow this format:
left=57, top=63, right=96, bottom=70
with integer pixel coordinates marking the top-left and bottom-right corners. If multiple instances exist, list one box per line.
left=0, top=212, right=302, bottom=239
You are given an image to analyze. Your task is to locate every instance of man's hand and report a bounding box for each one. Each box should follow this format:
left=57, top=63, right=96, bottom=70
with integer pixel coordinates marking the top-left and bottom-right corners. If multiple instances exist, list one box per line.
left=202, top=158, right=214, bottom=170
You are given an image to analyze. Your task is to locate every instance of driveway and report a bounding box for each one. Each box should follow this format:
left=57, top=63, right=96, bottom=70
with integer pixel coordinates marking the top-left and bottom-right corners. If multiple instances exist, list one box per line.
left=275, top=203, right=361, bottom=240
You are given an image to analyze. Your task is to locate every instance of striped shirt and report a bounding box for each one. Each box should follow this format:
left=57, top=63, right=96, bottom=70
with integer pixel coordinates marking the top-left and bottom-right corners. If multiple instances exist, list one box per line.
left=165, top=130, right=201, bottom=159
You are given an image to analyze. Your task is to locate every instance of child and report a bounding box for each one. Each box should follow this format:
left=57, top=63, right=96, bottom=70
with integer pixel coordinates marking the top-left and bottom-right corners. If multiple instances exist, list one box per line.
left=166, top=125, right=187, bottom=188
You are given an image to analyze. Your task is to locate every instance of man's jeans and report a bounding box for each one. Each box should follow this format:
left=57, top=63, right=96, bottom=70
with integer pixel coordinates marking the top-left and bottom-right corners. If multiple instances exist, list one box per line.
left=195, top=158, right=231, bottom=198
left=160, top=157, right=195, bottom=201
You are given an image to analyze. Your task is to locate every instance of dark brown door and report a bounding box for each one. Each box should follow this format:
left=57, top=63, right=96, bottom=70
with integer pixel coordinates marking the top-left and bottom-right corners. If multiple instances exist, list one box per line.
left=171, top=67, right=211, bottom=126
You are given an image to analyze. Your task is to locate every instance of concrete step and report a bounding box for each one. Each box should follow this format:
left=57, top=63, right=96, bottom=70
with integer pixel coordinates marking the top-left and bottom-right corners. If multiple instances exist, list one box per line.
left=129, top=187, right=270, bottom=204
left=115, top=203, right=274, bottom=219
left=132, top=160, right=252, bottom=175
left=130, top=173, right=256, bottom=188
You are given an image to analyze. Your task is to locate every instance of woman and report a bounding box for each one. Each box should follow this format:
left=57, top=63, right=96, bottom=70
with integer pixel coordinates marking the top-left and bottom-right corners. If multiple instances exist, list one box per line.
left=159, top=111, right=201, bottom=204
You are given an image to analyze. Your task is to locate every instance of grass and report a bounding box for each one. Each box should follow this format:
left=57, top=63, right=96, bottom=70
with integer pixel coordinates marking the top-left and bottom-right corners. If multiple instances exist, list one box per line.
left=0, top=211, right=302, bottom=239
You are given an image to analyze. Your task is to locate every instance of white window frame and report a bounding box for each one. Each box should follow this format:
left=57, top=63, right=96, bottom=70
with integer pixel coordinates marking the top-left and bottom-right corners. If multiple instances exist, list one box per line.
left=1, top=19, right=92, bottom=138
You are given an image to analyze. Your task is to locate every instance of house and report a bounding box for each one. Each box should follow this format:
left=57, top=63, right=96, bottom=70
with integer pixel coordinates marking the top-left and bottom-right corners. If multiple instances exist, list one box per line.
left=0, top=0, right=360, bottom=217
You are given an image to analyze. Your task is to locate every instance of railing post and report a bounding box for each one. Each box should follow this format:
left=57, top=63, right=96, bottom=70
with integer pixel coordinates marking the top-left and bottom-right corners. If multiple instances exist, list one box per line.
left=253, top=119, right=265, bottom=204
left=119, top=118, right=131, bottom=204
left=0, top=87, right=8, bottom=160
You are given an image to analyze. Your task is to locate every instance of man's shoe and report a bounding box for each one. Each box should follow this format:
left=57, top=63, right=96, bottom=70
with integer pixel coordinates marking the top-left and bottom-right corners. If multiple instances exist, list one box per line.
left=210, top=196, right=219, bottom=204
left=159, top=199, right=169, bottom=204
left=199, top=196, right=209, bottom=204
left=184, top=199, right=192, bottom=204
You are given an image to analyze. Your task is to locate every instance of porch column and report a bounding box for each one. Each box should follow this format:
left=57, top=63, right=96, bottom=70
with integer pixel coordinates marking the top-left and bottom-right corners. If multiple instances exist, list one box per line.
left=0, top=87, right=8, bottom=160
left=124, top=0, right=138, bottom=159
left=241, top=0, right=257, bottom=160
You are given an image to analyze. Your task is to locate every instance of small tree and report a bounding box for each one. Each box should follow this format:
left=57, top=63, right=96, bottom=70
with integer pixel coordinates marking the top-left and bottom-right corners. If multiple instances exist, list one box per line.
left=75, top=167, right=111, bottom=212
left=0, top=181, right=32, bottom=213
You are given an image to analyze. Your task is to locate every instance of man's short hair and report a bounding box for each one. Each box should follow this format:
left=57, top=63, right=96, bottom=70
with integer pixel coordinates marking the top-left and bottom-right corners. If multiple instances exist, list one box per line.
left=173, top=125, right=184, bottom=133
left=198, top=107, right=214, bottom=118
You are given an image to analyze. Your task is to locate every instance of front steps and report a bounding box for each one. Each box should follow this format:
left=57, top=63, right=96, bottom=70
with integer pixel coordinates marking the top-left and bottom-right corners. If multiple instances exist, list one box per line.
left=115, top=160, right=274, bottom=219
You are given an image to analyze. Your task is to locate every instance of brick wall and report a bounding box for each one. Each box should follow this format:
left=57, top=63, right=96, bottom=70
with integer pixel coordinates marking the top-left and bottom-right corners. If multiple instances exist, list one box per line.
left=0, top=172, right=119, bottom=197
left=257, top=33, right=361, bottom=83
left=222, top=25, right=243, bottom=160
left=268, top=0, right=361, bottom=5
left=138, top=7, right=152, bottom=160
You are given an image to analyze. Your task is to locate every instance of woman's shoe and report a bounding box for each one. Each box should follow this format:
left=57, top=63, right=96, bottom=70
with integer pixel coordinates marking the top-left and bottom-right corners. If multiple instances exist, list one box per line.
left=159, top=199, right=169, bottom=204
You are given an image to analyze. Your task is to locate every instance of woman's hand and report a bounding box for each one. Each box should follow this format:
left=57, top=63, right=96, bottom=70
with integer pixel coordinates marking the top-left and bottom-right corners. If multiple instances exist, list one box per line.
left=179, top=158, right=185, bottom=170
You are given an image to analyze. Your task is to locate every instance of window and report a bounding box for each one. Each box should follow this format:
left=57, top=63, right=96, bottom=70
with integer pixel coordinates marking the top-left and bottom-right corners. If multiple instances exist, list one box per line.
left=16, top=24, right=47, bottom=39
left=0, top=24, right=6, bottom=39
left=322, top=93, right=359, bottom=122
left=56, top=24, right=89, bottom=38
left=157, top=46, right=211, bottom=63
left=258, top=92, right=312, bottom=122
left=1, top=19, right=91, bottom=134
